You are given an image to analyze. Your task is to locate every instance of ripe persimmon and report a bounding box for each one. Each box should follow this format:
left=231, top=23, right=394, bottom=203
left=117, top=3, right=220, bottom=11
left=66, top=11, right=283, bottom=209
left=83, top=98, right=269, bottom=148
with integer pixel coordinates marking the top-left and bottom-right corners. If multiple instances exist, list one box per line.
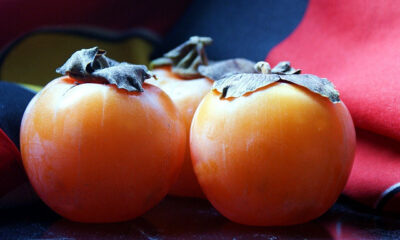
left=20, top=47, right=185, bottom=223
left=148, top=36, right=255, bottom=198
left=190, top=61, right=356, bottom=226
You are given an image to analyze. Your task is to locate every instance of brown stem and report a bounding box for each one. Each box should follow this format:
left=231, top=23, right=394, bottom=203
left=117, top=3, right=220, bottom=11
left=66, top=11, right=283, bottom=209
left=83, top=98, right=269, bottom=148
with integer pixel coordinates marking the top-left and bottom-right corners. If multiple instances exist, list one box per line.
left=255, top=61, right=272, bottom=74
left=151, top=36, right=213, bottom=78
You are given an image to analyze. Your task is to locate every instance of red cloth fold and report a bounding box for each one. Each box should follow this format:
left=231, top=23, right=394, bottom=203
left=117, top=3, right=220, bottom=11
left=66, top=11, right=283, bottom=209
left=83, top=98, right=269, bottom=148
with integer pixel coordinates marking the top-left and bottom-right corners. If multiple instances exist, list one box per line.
left=267, top=0, right=400, bottom=212
left=0, top=128, right=28, bottom=198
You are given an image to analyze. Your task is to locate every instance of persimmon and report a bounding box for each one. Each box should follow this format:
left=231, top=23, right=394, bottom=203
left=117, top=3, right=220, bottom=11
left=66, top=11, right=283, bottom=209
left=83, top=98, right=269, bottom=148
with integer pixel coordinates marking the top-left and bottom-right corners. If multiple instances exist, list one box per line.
left=20, top=47, right=185, bottom=223
left=190, top=61, right=356, bottom=226
left=148, top=36, right=255, bottom=198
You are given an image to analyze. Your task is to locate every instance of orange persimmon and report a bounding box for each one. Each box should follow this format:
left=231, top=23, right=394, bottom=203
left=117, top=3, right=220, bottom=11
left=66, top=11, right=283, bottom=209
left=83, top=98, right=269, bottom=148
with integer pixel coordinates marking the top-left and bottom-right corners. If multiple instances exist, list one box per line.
left=190, top=61, right=356, bottom=226
left=148, top=37, right=255, bottom=198
left=148, top=66, right=212, bottom=198
left=20, top=47, right=185, bottom=223
left=147, top=37, right=213, bottom=198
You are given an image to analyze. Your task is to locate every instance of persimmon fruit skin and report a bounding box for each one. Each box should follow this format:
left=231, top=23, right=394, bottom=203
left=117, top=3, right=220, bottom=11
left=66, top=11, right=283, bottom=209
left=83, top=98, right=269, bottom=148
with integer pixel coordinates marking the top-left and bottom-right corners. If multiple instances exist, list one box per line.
left=190, top=82, right=356, bottom=226
left=147, top=66, right=212, bottom=198
left=20, top=77, right=185, bottom=223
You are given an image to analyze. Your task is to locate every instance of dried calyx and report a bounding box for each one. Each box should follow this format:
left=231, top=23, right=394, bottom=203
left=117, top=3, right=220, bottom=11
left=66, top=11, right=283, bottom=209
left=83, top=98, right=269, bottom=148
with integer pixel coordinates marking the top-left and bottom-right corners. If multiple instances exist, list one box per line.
left=198, top=58, right=257, bottom=81
left=150, top=36, right=212, bottom=78
left=213, top=61, right=340, bottom=103
left=56, top=47, right=153, bottom=92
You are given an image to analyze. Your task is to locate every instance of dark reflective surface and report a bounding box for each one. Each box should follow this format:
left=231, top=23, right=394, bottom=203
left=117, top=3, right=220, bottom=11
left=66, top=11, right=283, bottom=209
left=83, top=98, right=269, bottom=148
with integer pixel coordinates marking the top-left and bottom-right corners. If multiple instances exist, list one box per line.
left=1, top=196, right=400, bottom=239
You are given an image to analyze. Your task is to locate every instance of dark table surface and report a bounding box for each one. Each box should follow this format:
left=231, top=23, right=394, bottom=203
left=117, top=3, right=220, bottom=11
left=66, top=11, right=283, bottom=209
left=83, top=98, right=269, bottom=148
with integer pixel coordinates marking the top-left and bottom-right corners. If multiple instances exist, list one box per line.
left=1, top=196, right=400, bottom=240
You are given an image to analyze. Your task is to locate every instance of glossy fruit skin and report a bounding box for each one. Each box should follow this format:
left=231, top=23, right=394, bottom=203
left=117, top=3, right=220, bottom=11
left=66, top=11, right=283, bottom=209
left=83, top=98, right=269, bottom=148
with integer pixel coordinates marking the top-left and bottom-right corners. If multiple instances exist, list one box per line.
left=20, top=77, right=185, bottom=223
left=147, top=66, right=212, bottom=198
left=190, top=82, right=356, bottom=226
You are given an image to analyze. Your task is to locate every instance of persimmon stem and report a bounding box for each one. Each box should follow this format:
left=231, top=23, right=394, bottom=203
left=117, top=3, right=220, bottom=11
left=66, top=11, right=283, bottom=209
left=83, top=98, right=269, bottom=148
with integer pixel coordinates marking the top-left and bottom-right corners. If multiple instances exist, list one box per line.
left=150, top=36, right=213, bottom=78
left=214, top=61, right=340, bottom=103
left=255, top=61, right=271, bottom=74
left=56, top=47, right=152, bottom=92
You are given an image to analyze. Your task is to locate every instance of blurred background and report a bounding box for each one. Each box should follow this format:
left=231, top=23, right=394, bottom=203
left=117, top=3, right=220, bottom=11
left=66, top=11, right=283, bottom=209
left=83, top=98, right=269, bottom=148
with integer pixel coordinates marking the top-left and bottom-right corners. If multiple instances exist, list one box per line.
left=0, top=0, right=307, bottom=86
left=2, top=0, right=400, bottom=238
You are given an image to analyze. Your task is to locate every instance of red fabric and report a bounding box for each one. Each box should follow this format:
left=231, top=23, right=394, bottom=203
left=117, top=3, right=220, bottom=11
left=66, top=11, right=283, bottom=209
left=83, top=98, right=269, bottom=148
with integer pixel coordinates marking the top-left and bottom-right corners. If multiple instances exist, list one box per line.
left=345, top=130, right=400, bottom=208
left=267, top=0, right=400, bottom=211
left=0, top=0, right=191, bottom=50
left=0, top=128, right=28, bottom=197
